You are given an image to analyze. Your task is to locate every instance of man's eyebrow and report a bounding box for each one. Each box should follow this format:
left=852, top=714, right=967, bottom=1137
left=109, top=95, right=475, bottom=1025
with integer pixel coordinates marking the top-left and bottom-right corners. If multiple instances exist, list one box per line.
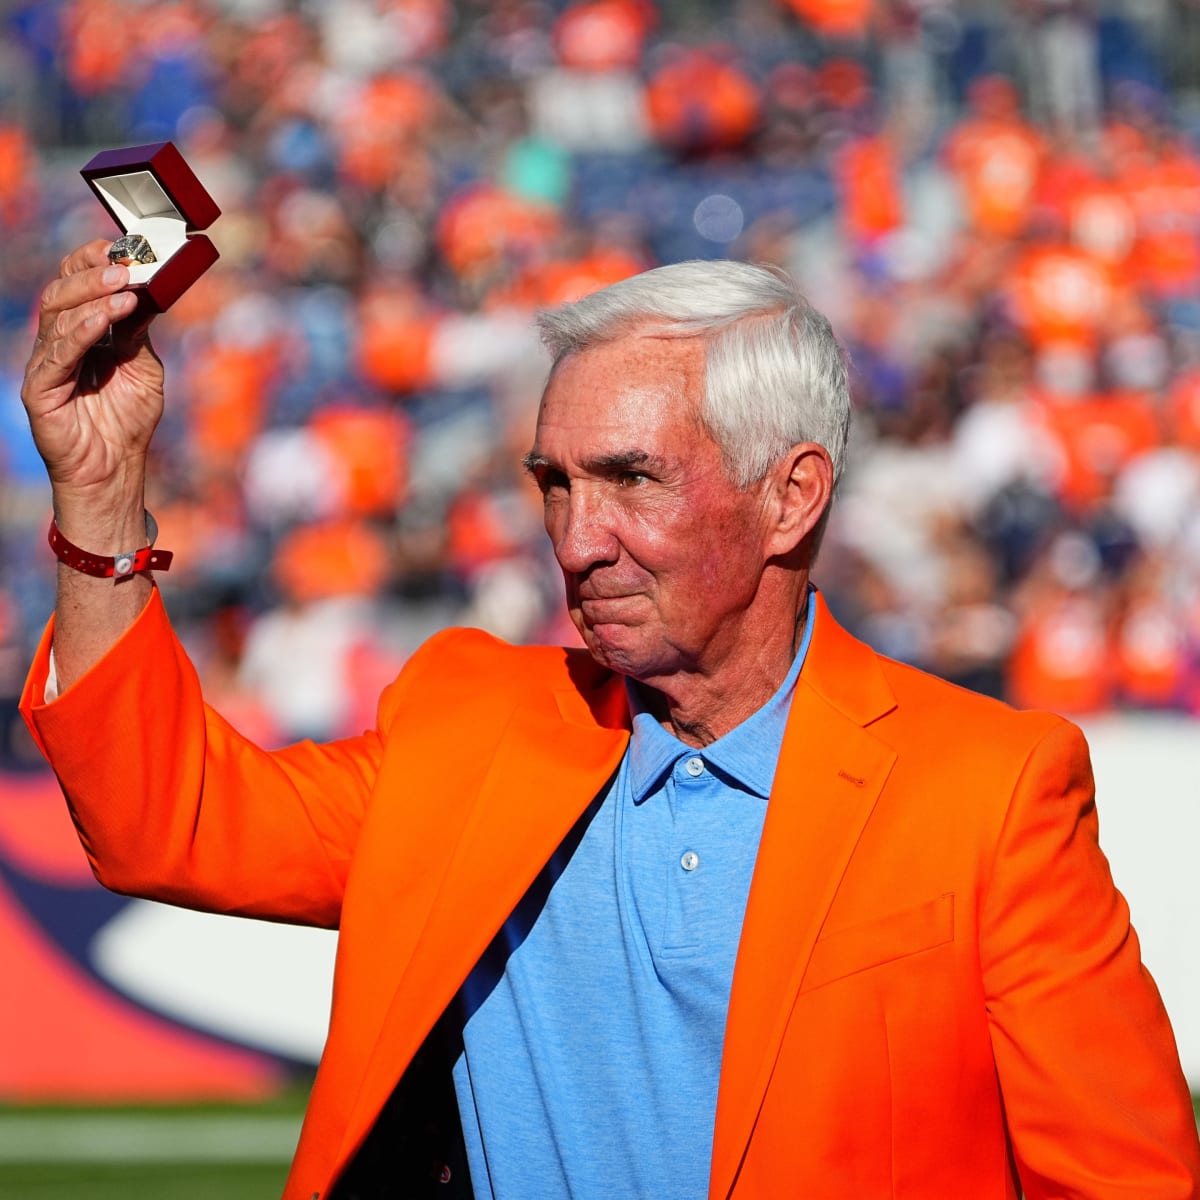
left=522, top=449, right=668, bottom=476
left=587, top=450, right=668, bottom=474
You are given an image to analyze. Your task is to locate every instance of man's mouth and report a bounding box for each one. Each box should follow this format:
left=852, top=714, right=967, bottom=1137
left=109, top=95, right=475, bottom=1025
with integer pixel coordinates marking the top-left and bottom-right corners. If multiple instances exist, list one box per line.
left=577, top=593, right=643, bottom=622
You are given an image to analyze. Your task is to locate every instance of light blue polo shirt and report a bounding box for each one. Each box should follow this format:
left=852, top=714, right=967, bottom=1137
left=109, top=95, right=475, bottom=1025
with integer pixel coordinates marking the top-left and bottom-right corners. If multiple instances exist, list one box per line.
left=452, top=597, right=816, bottom=1199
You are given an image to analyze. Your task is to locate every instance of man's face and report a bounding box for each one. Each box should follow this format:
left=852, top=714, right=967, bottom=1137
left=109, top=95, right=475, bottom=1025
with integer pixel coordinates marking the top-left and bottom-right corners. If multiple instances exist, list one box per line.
left=526, top=333, right=778, bottom=687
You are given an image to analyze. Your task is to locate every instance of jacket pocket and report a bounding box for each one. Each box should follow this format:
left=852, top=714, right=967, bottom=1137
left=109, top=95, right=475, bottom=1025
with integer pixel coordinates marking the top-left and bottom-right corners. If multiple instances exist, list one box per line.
left=800, top=892, right=955, bottom=993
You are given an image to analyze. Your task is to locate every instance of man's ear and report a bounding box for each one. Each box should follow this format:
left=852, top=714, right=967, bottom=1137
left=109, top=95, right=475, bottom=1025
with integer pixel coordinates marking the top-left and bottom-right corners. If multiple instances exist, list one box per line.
left=765, top=443, right=834, bottom=559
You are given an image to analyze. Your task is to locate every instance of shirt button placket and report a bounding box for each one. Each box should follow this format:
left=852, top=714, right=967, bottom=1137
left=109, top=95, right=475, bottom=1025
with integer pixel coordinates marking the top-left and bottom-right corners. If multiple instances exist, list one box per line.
left=678, top=757, right=704, bottom=879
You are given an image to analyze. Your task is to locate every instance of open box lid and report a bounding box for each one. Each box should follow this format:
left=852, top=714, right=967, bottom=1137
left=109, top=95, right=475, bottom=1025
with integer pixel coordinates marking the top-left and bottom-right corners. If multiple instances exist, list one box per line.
left=81, top=141, right=220, bottom=234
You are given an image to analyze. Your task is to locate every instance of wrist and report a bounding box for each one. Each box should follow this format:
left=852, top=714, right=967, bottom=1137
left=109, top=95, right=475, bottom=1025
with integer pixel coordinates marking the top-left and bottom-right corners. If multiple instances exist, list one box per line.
left=49, top=456, right=148, bottom=506
left=49, top=509, right=172, bottom=581
left=51, top=483, right=148, bottom=554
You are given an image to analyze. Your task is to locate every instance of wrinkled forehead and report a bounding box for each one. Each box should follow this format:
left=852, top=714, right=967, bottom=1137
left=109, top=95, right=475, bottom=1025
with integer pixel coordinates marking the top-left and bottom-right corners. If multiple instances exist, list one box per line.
left=535, top=332, right=707, bottom=433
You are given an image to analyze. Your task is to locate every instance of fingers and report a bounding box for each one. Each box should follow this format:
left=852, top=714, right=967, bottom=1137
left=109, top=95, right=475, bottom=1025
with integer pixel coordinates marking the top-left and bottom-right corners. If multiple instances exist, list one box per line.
left=38, top=258, right=129, bottom=337
left=40, top=237, right=143, bottom=340
left=109, top=288, right=161, bottom=354
left=40, top=238, right=165, bottom=361
left=19, top=239, right=166, bottom=496
left=28, top=238, right=143, bottom=388
left=27, top=283, right=139, bottom=399
left=59, top=238, right=116, bottom=278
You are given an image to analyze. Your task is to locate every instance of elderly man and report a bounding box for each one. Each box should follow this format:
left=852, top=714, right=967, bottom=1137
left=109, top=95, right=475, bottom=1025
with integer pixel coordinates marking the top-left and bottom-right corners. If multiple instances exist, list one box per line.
left=20, top=245, right=1200, bottom=1199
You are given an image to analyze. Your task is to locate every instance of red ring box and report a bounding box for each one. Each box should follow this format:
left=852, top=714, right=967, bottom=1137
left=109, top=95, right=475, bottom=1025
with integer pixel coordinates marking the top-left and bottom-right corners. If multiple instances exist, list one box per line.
left=81, top=141, right=220, bottom=312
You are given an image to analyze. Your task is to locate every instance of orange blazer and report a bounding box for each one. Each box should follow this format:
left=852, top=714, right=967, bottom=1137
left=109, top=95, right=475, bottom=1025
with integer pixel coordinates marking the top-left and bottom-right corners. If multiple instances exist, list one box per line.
left=22, top=589, right=1200, bottom=1199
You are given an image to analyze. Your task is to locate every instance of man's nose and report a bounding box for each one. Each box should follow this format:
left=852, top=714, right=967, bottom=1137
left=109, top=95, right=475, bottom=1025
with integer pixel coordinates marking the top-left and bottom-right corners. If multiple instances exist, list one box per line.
left=552, top=488, right=619, bottom=572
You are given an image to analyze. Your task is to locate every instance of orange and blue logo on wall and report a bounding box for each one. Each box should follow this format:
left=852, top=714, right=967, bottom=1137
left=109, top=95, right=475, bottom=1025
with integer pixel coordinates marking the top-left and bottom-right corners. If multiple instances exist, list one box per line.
left=0, top=768, right=335, bottom=1101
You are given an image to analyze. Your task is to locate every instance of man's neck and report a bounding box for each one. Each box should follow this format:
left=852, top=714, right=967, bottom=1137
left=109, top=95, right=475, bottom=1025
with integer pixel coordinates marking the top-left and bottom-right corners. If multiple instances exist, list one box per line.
left=634, top=588, right=813, bottom=748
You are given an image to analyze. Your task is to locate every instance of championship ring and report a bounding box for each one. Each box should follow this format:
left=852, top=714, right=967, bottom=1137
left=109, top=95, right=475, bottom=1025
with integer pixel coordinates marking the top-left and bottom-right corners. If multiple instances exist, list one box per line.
left=108, top=234, right=158, bottom=267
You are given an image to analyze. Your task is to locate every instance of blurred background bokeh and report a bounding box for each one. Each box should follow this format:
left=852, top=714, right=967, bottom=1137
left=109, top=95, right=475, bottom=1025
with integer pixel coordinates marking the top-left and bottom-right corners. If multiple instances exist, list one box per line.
left=1, top=0, right=1199, bottom=1191
left=6, top=0, right=1200, bottom=746
left=5, top=0, right=1200, bottom=754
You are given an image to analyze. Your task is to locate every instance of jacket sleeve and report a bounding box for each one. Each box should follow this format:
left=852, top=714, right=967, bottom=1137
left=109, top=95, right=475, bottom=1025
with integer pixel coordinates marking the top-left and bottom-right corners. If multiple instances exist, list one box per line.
left=981, top=716, right=1200, bottom=1198
left=20, top=588, right=412, bottom=930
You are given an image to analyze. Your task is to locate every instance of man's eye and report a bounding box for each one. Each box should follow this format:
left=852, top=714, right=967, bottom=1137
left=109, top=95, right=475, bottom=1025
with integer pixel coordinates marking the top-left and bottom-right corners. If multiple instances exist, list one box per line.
left=616, top=471, right=648, bottom=488
left=537, top=470, right=569, bottom=495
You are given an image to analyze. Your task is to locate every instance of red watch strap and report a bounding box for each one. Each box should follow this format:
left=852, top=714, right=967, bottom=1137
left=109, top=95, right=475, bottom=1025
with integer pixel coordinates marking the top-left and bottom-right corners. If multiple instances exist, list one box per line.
left=48, top=514, right=173, bottom=580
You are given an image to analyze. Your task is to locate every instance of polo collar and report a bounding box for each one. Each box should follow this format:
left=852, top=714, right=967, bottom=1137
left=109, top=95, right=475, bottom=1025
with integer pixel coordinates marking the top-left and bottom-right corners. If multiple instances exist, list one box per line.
left=624, top=591, right=817, bottom=804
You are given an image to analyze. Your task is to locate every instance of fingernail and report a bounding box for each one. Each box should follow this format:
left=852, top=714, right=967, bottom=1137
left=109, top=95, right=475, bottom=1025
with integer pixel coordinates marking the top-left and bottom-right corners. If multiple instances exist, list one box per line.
left=102, top=266, right=125, bottom=286
left=108, top=291, right=133, bottom=313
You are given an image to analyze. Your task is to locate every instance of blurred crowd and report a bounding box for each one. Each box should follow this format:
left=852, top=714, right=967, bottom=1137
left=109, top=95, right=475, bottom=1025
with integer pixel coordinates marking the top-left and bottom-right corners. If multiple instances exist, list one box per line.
left=3, top=0, right=1200, bottom=762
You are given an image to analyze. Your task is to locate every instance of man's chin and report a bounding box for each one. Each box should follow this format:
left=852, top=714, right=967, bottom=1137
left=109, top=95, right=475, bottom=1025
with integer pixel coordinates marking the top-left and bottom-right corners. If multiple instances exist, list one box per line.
left=581, top=622, right=625, bottom=663
left=580, top=623, right=660, bottom=680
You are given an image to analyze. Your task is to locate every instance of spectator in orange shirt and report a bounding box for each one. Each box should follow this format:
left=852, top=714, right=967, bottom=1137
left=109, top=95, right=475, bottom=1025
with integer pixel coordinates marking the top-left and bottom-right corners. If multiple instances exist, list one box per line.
left=944, top=75, right=1045, bottom=240
left=834, top=126, right=905, bottom=249
left=645, top=46, right=762, bottom=155
left=553, top=0, right=655, bottom=72
left=490, top=244, right=649, bottom=311
left=336, top=72, right=441, bottom=194
left=1025, top=336, right=1162, bottom=515
left=1007, top=532, right=1116, bottom=713
left=309, top=407, right=411, bottom=519
left=0, top=122, right=36, bottom=228
left=1165, top=360, right=1200, bottom=450
left=1034, top=134, right=1138, bottom=273
left=781, top=0, right=873, bottom=43
left=60, top=0, right=132, bottom=97
left=435, top=182, right=562, bottom=298
left=357, top=278, right=441, bottom=396
left=1004, top=235, right=1118, bottom=350
left=1112, top=552, right=1190, bottom=709
left=1123, top=129, right=1200, bottom=300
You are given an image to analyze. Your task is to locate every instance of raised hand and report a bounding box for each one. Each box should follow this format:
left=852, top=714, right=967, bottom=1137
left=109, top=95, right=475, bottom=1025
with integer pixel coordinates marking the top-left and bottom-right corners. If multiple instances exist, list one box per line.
left=22, top=239, right=168, bottom=691
left=22, top=238, right=165, bottom=499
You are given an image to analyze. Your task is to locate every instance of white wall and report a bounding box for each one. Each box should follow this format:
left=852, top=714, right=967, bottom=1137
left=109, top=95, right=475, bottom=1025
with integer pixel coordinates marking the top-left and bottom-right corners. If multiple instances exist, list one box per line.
left=1080, top=714, right=1200, bottom=1087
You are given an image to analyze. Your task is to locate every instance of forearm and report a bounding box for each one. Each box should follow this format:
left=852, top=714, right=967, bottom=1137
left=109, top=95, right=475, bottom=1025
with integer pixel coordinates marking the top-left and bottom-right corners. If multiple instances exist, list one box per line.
left=21, top=242, right=168, bottom=690
left=51, top=475, right=154, bottom=693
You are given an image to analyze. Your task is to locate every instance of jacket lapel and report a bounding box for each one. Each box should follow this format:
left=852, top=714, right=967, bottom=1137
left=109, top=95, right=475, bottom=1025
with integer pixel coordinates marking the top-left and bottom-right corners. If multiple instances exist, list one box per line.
left=710, top=594, right=898, bottom=1200
left=336, top=669, right=630, bottom=1173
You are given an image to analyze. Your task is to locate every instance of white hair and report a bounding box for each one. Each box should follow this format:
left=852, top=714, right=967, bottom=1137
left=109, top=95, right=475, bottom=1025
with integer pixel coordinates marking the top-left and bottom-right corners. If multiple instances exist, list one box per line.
left=535, top=259, right=851, bottom=487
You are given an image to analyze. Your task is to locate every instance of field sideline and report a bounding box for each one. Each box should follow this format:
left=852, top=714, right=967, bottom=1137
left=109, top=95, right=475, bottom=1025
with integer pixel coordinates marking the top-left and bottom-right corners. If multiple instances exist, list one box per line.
left=1, top=1095, right=1197, bottom=1197
left=0, top=1091, right=306, bottom=1199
